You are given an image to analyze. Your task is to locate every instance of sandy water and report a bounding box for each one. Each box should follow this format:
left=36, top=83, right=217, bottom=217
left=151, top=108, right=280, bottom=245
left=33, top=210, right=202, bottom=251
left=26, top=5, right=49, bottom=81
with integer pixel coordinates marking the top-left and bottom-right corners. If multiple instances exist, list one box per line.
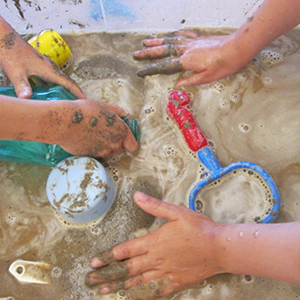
left=1, top=27, right=300, bottom=299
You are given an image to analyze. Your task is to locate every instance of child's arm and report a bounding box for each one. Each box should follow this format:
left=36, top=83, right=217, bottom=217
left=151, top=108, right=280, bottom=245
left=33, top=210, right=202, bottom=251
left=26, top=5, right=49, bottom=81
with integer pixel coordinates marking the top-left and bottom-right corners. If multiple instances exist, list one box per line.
left=232, top=0, right=300, bottom=66
left=215, top=221, right=300, bottom=284
left=0, top=15, right=84, bottom=99
left=0, top=95, right=138, bottom=158
left=86, top=192, right=300, bottom=297
left=133, top=0, right=300, bottom=86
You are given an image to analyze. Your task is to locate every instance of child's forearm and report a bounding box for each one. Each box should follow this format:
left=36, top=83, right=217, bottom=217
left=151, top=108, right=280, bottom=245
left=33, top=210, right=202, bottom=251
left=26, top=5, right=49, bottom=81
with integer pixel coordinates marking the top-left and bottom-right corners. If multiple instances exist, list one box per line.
left=0, top=15, right=19, bottom=59
left=233, top=0, right=300, bottom=60
left=0, top=15, right=13, bottom=35
left=214, top=222, right=300, bottom=284
left=0, top=95, right=64, bottom=143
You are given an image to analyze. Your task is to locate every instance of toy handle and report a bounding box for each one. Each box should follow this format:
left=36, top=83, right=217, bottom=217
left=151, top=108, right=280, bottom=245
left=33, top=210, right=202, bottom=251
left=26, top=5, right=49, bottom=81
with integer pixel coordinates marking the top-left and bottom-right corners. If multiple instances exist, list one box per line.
left=167, top=91, right=208, bottom=151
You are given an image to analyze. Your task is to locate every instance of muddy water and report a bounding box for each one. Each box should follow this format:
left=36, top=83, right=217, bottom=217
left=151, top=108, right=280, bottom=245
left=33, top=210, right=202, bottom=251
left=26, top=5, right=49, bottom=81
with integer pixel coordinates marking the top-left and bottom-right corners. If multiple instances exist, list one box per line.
left=1, top=27, right=300, bottom=299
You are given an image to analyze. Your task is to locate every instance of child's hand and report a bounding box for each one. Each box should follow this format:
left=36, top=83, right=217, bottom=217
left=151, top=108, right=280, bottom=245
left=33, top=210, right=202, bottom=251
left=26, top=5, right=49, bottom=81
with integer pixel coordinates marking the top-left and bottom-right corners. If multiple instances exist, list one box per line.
left=0, top=21, right=84, bottom=99
left=133, top=30, right=249, bottom=87
left=85, top=192, right=222, bottom=298
left=56, top=99, right=138, bottom=158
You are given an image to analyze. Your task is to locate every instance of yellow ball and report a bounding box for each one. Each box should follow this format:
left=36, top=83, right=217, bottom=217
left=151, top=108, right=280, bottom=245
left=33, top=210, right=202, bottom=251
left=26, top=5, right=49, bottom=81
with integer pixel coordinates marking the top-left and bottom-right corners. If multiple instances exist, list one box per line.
left=28, top=29, right=72, bottom=69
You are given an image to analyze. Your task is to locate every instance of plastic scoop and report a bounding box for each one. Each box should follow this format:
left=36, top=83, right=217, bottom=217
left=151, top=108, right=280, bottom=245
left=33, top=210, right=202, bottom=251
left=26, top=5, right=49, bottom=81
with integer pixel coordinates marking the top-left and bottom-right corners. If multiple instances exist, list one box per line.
left=167, top=91, right=280, bottom=223
left=9, top=260, right=52, bottom=285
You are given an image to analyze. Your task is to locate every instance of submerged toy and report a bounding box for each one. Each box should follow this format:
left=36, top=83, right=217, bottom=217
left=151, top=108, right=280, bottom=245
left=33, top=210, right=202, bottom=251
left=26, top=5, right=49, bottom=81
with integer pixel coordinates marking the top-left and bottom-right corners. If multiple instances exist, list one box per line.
left=167, top=91, right=280, bottom=223
left=9, top=260, right=52, bottom=285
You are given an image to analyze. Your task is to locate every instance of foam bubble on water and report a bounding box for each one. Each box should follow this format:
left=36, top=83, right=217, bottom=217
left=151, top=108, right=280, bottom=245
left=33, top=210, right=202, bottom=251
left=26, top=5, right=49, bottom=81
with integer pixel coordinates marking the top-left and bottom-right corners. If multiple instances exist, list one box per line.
left=210, top=82, right=226, bottom=93
left=0, top=70, right=9, bottom=86
left=263, top=77, right=273, bottom=85
left=230, top=93, right=241, bottom=103
left=242, top=275, right=253, bottom=284
left=161, top=145, right=177, bottom=157
left=239, top=124, right=250, bottom=133
left=51, top=266, right=62, bottom=278
left=188, top=150, right=198, bottom=159
left=5, top=213, right=16, bottom=225
left=90, top=225, right=101, bottom=235
left=143, top=105, right=155, bottom=115
left=104, top=164, right=120, bottom=183
left=0, top=73, right=7, bottom=86
left=116, top=78, right=124, bottom=86
left=207, top=140, right=216, bottom=152
left=198, top=163, right=209, bottom=180
left=64, top=233, right=74, bottom=243
left=205, top=284, right=214, bottom=294
left=195, top=199, right=203, bottom=212
left=109, top=154, right=123, bottom=164
left=251, top=57, right=260, bottom=66
left=220, top=97, right=230, bottom=108
left=239, top=70, right=250, bottom=80
left=261, top=50, right=283, bottom=66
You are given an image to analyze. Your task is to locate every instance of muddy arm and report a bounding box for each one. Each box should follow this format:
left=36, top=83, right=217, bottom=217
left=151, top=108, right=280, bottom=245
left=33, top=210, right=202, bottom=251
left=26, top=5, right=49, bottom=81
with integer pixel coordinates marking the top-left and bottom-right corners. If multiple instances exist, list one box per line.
left=232, top=0, right=300, bottom=64
left=86, top=192, right=300, bottom=298
left=0, top=15, right=84, bottom=98
left=133, top=0, right=300, bottom=86
left=0, top=95, right=138, bottom=158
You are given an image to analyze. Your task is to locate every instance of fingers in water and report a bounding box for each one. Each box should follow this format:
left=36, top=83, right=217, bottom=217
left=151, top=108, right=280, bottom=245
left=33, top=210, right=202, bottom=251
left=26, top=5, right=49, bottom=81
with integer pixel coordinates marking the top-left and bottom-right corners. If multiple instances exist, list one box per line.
left=142, top=36, right=191, bottom=48
left=141, top=29, right=200, bottom=48
left=123, top=131, right=138, bottom=153
left=141, top=38, right=165, bottom=47
left=98, top=281, right=126, bottom=295
left=175, top=72, right=208, bottom=87
left=63, top=78, right=86, bottom=99
left=38, top=59, right=86, bottom=99
left=13, top=77, right=32, bottom=98
left=86, top=261, right=129, bottom=287
left=50, top=73, right=85, bottom=99
left=173, top=29, right=201, bottom=38
left=90, top=249, right=115, bottom=268
left=133, top=44, right=186, bottom=60
left=136, top=58, right=184, bottom=77
left=134, top=191, right=184, bottom=221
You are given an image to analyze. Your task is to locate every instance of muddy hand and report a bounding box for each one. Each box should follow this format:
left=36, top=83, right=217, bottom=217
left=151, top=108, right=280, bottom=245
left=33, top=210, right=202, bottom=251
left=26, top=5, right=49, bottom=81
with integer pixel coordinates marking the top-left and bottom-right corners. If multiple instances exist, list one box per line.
left=133, top=29, right=248, bottom=87
left=0, top=16, right=84, bottom=99
left=86, top=191, right=223, bottom=298
left=57, top=100, right=138, bottom=158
